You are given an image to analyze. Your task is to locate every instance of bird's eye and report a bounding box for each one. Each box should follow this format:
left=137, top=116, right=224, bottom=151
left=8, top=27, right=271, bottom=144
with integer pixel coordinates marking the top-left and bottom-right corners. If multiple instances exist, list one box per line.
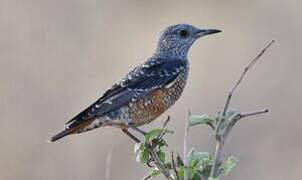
left=178, top=29, right=188, bottom=37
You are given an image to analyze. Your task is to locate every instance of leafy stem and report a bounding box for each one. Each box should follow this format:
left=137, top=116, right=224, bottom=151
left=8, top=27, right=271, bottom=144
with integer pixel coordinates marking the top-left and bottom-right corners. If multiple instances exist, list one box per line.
left=133, top=40, right=274, bottom=180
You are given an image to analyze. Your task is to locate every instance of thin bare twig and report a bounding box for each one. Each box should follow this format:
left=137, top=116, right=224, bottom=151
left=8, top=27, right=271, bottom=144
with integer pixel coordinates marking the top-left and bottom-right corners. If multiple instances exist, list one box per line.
left=157, top=116, right=172, bottom=140
left=222, top=40, right=275, bottom=117
left=183, top=110, right=191, bottom=180
left=122, top=129, right=141, bottom=143
left=171, top=151, right=180, bottom=180
left=163, top=115, right=171, bottom=128
left=210, top=40, right=274, bottom=178
left=238, top=109, right=269, bottom=119
left=105, top=151, right=112, bottom=180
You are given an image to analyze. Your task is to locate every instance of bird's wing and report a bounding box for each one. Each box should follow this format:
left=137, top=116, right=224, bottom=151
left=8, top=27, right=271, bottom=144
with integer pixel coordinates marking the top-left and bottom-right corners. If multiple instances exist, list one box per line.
left=65, top=56, right=187, bottom=129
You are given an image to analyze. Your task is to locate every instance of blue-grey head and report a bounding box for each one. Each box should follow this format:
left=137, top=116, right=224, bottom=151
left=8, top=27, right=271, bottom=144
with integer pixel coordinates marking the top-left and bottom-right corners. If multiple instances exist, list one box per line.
left=156, top=24, right=221, bottom=58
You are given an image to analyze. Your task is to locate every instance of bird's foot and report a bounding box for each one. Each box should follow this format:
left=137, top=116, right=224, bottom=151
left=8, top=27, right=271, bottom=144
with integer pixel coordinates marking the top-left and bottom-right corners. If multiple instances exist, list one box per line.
left=128, top=124, right=147, bottom=136
left=122, top=129, right=141, bottom=143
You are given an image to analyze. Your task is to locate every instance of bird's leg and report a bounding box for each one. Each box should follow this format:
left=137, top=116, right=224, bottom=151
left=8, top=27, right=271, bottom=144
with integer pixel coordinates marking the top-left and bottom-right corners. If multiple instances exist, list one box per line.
left=127, top=124, right=156, bottom=168
left=128, top=124, right=147, bottom=136
left=122, top=129, right=141, bottom=143
left=122, top=123, right=147, bottom=143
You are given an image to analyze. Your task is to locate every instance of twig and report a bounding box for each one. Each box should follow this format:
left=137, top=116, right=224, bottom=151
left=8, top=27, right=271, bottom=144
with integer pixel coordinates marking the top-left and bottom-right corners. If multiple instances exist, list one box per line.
left=183, top=110, right=190, bottom=180
left=211, top=140, right=225, bottom=177
left=122, top=129, right=141, bottom=143
left=157, top=116, right=171, bottom=140
left=125, top=125, right=172, bottom=177
left=237, top=109, right=269, bottom=119
left=147, top=143, right=173, bottom=180
left=222, top=40, right=275, bottom=117
left=163, top=115, right=171, bottom=128
left=210, top=40, right=274, bottom=178
left=171, top=151, right=180, bottom=180
left=105, top=151, right=112, bottom=180
left=145, top=116, right=174, bottom=180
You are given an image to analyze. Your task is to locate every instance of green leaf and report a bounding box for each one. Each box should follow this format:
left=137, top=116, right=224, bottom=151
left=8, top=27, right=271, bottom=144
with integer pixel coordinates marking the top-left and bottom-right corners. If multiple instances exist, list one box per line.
left=158, top=150, right=166, bottom=162
left=187, top=148, right=213, bottom=169
left=145, top=129, right=162, bottom=141
left=224, top=109, right=239, bottom=121
left=144, top=128, right=173, bottom=142
left=164, top=163, right=173, bottom=170
left=191, top=174, right=202, bottom=180
left=158, top=139, right=168, bottom=148
left=178, top=166, right=199, bottom=180
left=208, top=177, right=219, bottom=180
left=187, top=148, right=195, bottom=158
left=136, top=148, right=149, bottom=164
left=221, top=156, right=238, bottom=176
left=177, top=166, right=184, bottom=178
left=134, top=142, right=143, bottom=154
left=189, top=114, right=214, bottom=127
left=143, top=169, right=161, bottom=180
left=188, top=167, right=197, bottom=179
left=218, top=109, right=240, bottom=131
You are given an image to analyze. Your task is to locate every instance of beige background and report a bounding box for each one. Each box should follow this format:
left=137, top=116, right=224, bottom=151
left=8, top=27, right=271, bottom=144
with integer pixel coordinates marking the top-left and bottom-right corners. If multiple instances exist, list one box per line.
left=0, top=0, right=301, bottom=179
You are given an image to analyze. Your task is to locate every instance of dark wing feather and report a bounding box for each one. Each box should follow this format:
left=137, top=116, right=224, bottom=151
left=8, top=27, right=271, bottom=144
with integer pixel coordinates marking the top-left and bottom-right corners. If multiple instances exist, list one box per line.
left=65, top=56, right=186, bottom=129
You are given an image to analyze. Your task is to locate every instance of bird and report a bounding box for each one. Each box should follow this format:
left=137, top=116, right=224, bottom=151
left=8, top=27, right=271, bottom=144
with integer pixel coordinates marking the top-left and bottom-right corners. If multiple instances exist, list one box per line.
left=50, top=24, right=221, bottom=142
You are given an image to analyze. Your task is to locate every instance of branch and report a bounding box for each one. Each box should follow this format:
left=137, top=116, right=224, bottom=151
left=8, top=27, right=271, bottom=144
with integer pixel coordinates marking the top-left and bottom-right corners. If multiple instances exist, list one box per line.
left=210, top=40, right=274, bottom=178
left=105, top=151, right=112, bottom=180
left=145, top=116, right=174, bottom=180
left=171, top=151, right=180, bottom=180
left=146, top=143, right=173, bottom=180
left=183, top=110, right=190, bottom=180
left=134, top=41, right=274, bottom=180
left=222, top=40, right=275, bottom=116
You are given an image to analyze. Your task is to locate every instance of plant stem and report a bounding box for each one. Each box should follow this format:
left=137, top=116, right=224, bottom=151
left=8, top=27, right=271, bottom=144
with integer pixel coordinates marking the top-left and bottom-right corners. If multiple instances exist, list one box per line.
left=183, top=110, right=190, bottom=180
left=210, top=40, right=274, bottom=178
left=222, top=40, right=275, bottom=117
left=147, top=143, right=173, bottom=180
left=211, top=139, right=225, bottom=177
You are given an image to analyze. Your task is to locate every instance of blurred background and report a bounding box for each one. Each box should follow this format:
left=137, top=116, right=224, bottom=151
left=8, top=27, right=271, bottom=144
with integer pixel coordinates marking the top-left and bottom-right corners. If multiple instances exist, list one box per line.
left=0, top=0, right=301, bottom=179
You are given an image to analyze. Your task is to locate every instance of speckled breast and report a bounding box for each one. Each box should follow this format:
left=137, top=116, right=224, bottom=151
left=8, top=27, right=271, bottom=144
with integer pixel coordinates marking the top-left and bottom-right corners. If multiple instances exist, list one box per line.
left=127, top=68, right=189, bottom=126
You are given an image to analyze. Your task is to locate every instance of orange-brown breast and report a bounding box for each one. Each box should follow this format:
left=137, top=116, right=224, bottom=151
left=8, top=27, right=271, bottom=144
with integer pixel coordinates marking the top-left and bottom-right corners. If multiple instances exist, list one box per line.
left=129, top=89, right=167, bottom=126
left=128, top=69, right=188, bottom=126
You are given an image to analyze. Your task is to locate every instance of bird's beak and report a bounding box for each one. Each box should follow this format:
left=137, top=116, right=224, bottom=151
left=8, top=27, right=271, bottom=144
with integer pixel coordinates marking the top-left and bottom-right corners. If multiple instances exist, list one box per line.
left=195, top=28, right=222, bottom=38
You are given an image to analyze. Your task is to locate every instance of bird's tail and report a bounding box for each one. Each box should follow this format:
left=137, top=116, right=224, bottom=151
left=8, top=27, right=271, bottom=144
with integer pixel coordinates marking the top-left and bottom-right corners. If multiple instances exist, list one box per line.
left=49, top=128, right=74, bottom=142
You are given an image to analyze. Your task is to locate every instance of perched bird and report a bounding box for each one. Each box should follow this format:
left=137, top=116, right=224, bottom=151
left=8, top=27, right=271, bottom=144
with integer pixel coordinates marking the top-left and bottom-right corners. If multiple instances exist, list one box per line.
left=50, top=24, right=220, bottom=142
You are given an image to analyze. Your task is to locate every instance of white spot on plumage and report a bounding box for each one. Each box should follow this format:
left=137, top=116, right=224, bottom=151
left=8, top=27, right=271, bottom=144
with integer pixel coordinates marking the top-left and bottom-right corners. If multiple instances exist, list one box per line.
left=106, top=101, right=113, bottom=105
left=164, top=75, right=179, bottom=88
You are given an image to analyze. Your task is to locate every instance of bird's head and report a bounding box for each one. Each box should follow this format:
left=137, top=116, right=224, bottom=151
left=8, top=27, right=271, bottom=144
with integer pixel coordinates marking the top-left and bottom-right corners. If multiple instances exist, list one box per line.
left=156, top=24, right=221, bottom=58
